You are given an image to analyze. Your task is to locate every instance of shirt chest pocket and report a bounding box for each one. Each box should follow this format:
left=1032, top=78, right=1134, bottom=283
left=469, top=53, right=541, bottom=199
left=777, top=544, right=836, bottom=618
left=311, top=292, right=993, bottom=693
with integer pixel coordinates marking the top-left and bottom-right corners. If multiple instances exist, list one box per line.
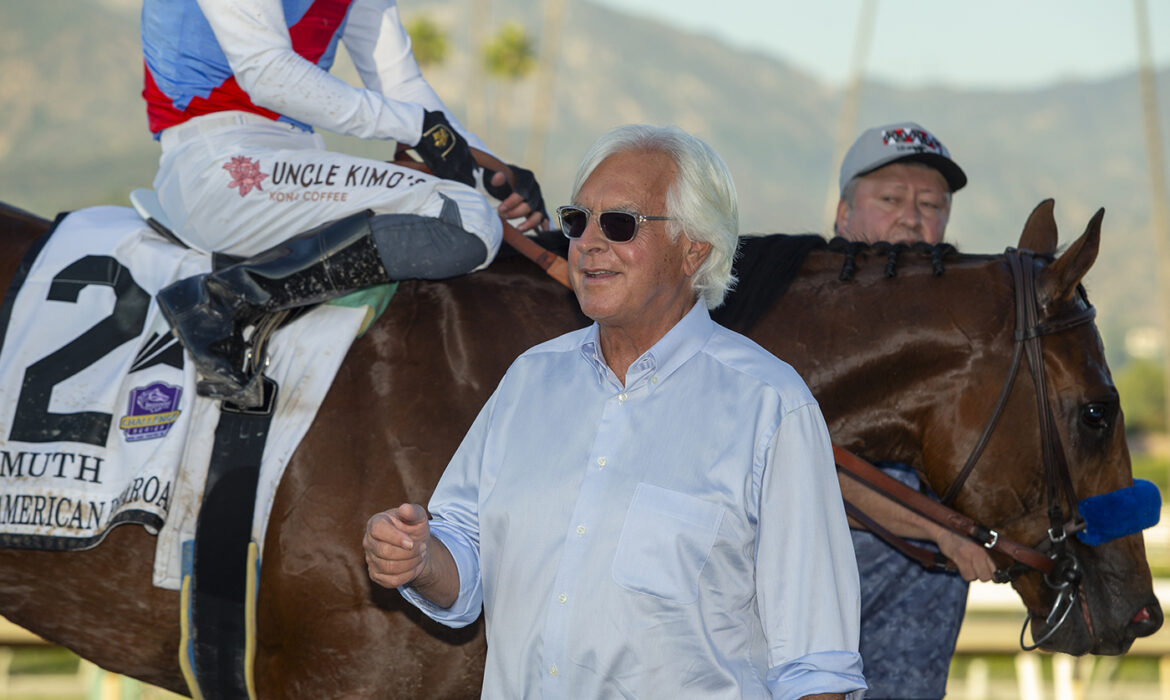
left=611, top=483, right=725, bottom=604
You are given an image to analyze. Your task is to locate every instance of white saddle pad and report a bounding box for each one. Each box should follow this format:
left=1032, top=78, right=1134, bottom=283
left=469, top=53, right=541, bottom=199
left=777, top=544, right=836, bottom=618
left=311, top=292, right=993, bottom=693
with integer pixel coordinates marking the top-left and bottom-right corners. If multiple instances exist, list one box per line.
left=0, top=206, right=367, bottom=589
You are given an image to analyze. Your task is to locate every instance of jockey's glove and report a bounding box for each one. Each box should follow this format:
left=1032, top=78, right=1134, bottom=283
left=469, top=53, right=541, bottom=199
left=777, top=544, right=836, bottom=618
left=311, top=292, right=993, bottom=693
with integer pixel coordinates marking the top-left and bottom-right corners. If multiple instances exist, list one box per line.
left=510, top=165, right=547, bottom=219
left=415, top=110, right=476, bottom=187
left=484, top=164, right=548, bottom=220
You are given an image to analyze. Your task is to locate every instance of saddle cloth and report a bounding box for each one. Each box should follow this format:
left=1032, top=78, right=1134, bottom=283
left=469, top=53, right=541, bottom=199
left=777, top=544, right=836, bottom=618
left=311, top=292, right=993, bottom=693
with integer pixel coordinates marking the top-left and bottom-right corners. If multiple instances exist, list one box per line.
left=0, top=205, right=368, bottom=589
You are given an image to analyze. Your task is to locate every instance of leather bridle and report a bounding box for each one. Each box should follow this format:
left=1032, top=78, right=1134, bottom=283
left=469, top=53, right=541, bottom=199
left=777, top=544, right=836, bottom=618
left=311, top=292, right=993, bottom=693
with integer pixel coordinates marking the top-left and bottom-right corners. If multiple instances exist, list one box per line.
left=938, top=249, right=1095, bottom=530
left=838, top=247, right=1099, bottom=649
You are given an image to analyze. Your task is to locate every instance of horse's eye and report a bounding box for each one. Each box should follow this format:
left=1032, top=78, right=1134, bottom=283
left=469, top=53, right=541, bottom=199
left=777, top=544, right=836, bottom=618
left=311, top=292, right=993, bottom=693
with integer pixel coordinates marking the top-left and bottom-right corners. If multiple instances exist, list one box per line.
left=1081, top=403, right=1109, bottom=429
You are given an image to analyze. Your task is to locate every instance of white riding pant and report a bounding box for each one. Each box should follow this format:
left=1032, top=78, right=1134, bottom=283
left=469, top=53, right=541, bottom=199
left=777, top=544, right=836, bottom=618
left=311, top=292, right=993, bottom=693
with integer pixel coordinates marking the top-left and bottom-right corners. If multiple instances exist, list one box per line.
left=153, top=111, right=502, bottom=266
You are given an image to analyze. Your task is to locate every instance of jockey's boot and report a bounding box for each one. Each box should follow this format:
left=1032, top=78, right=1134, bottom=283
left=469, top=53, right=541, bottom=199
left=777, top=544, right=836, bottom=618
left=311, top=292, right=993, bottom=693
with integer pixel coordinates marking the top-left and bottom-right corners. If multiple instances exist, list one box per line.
left=157, top=210, right=389, bottom=408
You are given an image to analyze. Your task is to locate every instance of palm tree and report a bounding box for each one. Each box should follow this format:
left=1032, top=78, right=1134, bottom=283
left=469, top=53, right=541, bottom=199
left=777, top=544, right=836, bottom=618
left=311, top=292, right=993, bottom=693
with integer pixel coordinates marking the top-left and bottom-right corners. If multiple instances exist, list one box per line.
left=483, top=21, right=535, bottom=79
left=405, top=15, right=449, bottom=68
left=482, top=21, right=536, bottom=147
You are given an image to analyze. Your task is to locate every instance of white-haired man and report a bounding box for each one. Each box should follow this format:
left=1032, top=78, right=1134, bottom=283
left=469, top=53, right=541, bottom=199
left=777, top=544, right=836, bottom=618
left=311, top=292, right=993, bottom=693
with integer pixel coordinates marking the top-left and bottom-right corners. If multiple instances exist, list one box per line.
left=364, top=124, right=866, bottom=699
left=835, top=121, right=996, bottom=700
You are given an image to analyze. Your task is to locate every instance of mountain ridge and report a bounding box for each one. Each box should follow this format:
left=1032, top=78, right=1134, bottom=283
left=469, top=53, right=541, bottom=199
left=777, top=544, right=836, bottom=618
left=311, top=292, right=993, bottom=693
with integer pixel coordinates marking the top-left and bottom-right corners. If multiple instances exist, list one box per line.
left=2, top=0, right=1167, bottom=362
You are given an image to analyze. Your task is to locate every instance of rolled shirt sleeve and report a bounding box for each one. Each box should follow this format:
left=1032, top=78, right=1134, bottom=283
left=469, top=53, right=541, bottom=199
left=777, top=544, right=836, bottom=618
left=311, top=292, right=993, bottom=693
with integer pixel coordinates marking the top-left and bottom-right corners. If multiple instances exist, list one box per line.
left=757, top=402, right=866, bottom=699
left=397, top=518, right=483, bottom=626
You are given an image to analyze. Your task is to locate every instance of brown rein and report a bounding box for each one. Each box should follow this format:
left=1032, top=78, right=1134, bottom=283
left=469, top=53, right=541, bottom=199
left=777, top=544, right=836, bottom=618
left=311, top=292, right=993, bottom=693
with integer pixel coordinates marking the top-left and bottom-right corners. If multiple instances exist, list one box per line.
left=502, top=223, right=570, bottom=288
left=835, top=446, right=1056, bottom=576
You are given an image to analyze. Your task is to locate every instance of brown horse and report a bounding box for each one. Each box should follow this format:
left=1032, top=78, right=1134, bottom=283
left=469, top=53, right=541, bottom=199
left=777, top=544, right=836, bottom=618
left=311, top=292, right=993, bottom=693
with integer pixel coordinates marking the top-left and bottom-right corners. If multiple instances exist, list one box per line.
left=0, top=200, right=1161, bottom=697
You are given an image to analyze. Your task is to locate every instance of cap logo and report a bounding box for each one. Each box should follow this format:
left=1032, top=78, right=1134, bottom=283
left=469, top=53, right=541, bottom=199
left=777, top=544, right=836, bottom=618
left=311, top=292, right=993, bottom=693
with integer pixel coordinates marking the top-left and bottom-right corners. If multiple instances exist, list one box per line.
left=880, top=128, right=943, bottom=155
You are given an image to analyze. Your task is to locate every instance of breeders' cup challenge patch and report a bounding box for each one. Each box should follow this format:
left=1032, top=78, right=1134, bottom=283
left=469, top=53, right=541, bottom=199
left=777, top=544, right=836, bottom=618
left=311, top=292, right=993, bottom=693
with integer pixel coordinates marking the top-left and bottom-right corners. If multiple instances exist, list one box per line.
left=120, top=382, right=183, bottom=441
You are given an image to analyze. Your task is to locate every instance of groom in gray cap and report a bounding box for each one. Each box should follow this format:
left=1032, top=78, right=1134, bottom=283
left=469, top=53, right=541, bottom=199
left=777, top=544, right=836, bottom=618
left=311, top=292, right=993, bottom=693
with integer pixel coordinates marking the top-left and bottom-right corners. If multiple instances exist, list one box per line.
left=832, top=121, right=997, bottom=699
left=835, top=121, right=966, bottom=245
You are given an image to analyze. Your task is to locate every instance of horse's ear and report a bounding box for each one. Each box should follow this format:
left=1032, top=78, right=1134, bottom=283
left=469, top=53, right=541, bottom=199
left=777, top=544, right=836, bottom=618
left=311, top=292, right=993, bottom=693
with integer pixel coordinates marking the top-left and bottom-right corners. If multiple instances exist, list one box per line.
left=1042, top=208, right=1103, bottom=301
left=1018, top=199, right=1059, bottom=253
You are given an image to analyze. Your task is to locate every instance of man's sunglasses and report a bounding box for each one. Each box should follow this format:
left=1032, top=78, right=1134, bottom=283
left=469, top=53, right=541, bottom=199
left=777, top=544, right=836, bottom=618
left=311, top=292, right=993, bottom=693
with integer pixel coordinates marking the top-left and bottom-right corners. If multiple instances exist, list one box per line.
left=557, top=205, right=672, bottom=243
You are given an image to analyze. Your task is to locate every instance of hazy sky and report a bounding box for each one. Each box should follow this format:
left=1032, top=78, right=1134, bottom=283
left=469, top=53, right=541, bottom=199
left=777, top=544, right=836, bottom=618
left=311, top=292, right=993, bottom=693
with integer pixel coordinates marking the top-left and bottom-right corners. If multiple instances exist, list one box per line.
left=591, top=0, right=1170, bottom=91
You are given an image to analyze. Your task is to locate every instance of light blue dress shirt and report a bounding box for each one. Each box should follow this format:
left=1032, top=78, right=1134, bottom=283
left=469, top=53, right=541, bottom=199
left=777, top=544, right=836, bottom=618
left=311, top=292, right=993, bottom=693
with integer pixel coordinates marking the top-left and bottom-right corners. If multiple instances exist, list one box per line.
left=402, top=301, right=866, bottom=699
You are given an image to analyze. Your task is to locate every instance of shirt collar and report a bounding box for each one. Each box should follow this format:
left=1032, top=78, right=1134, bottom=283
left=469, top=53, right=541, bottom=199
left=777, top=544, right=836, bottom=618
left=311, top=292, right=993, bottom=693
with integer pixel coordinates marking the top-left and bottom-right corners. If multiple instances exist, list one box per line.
left=578, top=300, right=715, bottom=390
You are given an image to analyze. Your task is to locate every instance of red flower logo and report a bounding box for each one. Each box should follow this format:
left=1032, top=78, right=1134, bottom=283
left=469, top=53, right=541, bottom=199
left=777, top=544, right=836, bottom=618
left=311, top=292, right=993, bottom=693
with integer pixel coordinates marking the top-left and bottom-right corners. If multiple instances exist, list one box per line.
left=223, top=156, right=269, bottom=197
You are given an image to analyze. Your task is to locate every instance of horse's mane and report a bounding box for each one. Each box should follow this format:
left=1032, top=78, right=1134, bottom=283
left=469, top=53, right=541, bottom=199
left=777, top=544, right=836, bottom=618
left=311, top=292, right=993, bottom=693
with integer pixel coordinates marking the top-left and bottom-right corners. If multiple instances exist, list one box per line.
left=511, top=229, right=971, bottom=336
left=712, top=234, right=828, bottom=333
left=714, top=234, right=964, bottom=334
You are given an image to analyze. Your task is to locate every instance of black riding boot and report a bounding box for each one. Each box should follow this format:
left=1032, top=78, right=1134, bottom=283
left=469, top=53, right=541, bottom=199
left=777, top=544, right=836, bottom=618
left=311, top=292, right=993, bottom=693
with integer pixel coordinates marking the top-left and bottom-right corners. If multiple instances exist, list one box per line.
left=157, top=210, right=389, bottom=407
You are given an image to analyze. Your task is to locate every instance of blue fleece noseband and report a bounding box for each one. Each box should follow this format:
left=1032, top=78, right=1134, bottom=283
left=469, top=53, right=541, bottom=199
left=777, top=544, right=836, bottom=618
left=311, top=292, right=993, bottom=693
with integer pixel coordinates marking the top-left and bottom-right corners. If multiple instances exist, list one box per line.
left=1076, top=479, right=1162, bottom=546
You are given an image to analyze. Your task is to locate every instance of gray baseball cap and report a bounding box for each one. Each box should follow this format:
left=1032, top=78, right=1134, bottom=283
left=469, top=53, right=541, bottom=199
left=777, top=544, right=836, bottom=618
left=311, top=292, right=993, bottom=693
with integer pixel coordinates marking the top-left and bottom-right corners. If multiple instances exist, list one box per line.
left=838, top=122, right=967, bottom=194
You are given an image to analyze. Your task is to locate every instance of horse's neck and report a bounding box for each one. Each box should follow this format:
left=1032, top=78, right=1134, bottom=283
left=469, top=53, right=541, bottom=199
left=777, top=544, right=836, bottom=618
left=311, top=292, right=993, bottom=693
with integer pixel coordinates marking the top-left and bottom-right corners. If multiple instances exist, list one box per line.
left=766, top=250, right=1013, bottom=466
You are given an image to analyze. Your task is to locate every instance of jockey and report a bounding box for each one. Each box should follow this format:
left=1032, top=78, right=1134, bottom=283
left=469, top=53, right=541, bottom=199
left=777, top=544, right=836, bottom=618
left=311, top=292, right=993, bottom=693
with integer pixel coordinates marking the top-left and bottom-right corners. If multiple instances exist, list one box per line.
left=141, top=0, right=546, bottom=407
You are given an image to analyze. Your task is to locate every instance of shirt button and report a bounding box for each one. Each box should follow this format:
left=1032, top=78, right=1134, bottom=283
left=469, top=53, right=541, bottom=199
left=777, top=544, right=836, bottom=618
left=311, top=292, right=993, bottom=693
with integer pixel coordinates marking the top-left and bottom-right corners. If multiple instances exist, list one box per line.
left=549, top=665, right=559, bottom=676
left=558, top=593, right=568, bottom=604
left=576, top=525, right=586, bottom=535
left=650, top=376, right=658, bottom=384
left=597, top=457, right=607, bottom=467
left=618, top=393, right=628, bottom=402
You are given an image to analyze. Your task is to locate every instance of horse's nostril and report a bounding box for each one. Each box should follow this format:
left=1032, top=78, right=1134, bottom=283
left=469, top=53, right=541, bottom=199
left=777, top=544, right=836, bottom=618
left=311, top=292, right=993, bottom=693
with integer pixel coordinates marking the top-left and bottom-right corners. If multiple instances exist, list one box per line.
left=1132, top=607, right=1151, bottom=624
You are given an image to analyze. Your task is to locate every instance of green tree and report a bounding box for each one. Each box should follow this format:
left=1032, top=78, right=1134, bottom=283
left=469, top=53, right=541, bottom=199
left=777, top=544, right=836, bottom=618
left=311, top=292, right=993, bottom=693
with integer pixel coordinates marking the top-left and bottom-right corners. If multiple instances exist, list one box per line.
left=483, top=22, right=536, bottom=80
left=1117, top=358, right=1167, bottom=435
left=405, top=15, right=449, bottom=68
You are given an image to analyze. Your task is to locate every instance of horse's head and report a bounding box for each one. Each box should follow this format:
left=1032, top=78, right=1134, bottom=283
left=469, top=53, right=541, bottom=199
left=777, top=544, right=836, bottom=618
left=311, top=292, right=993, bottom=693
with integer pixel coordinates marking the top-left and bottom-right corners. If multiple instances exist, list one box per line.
left=922, top=200, right=1162, bottom=654
left=721, top=215, right=1161, bottom=655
